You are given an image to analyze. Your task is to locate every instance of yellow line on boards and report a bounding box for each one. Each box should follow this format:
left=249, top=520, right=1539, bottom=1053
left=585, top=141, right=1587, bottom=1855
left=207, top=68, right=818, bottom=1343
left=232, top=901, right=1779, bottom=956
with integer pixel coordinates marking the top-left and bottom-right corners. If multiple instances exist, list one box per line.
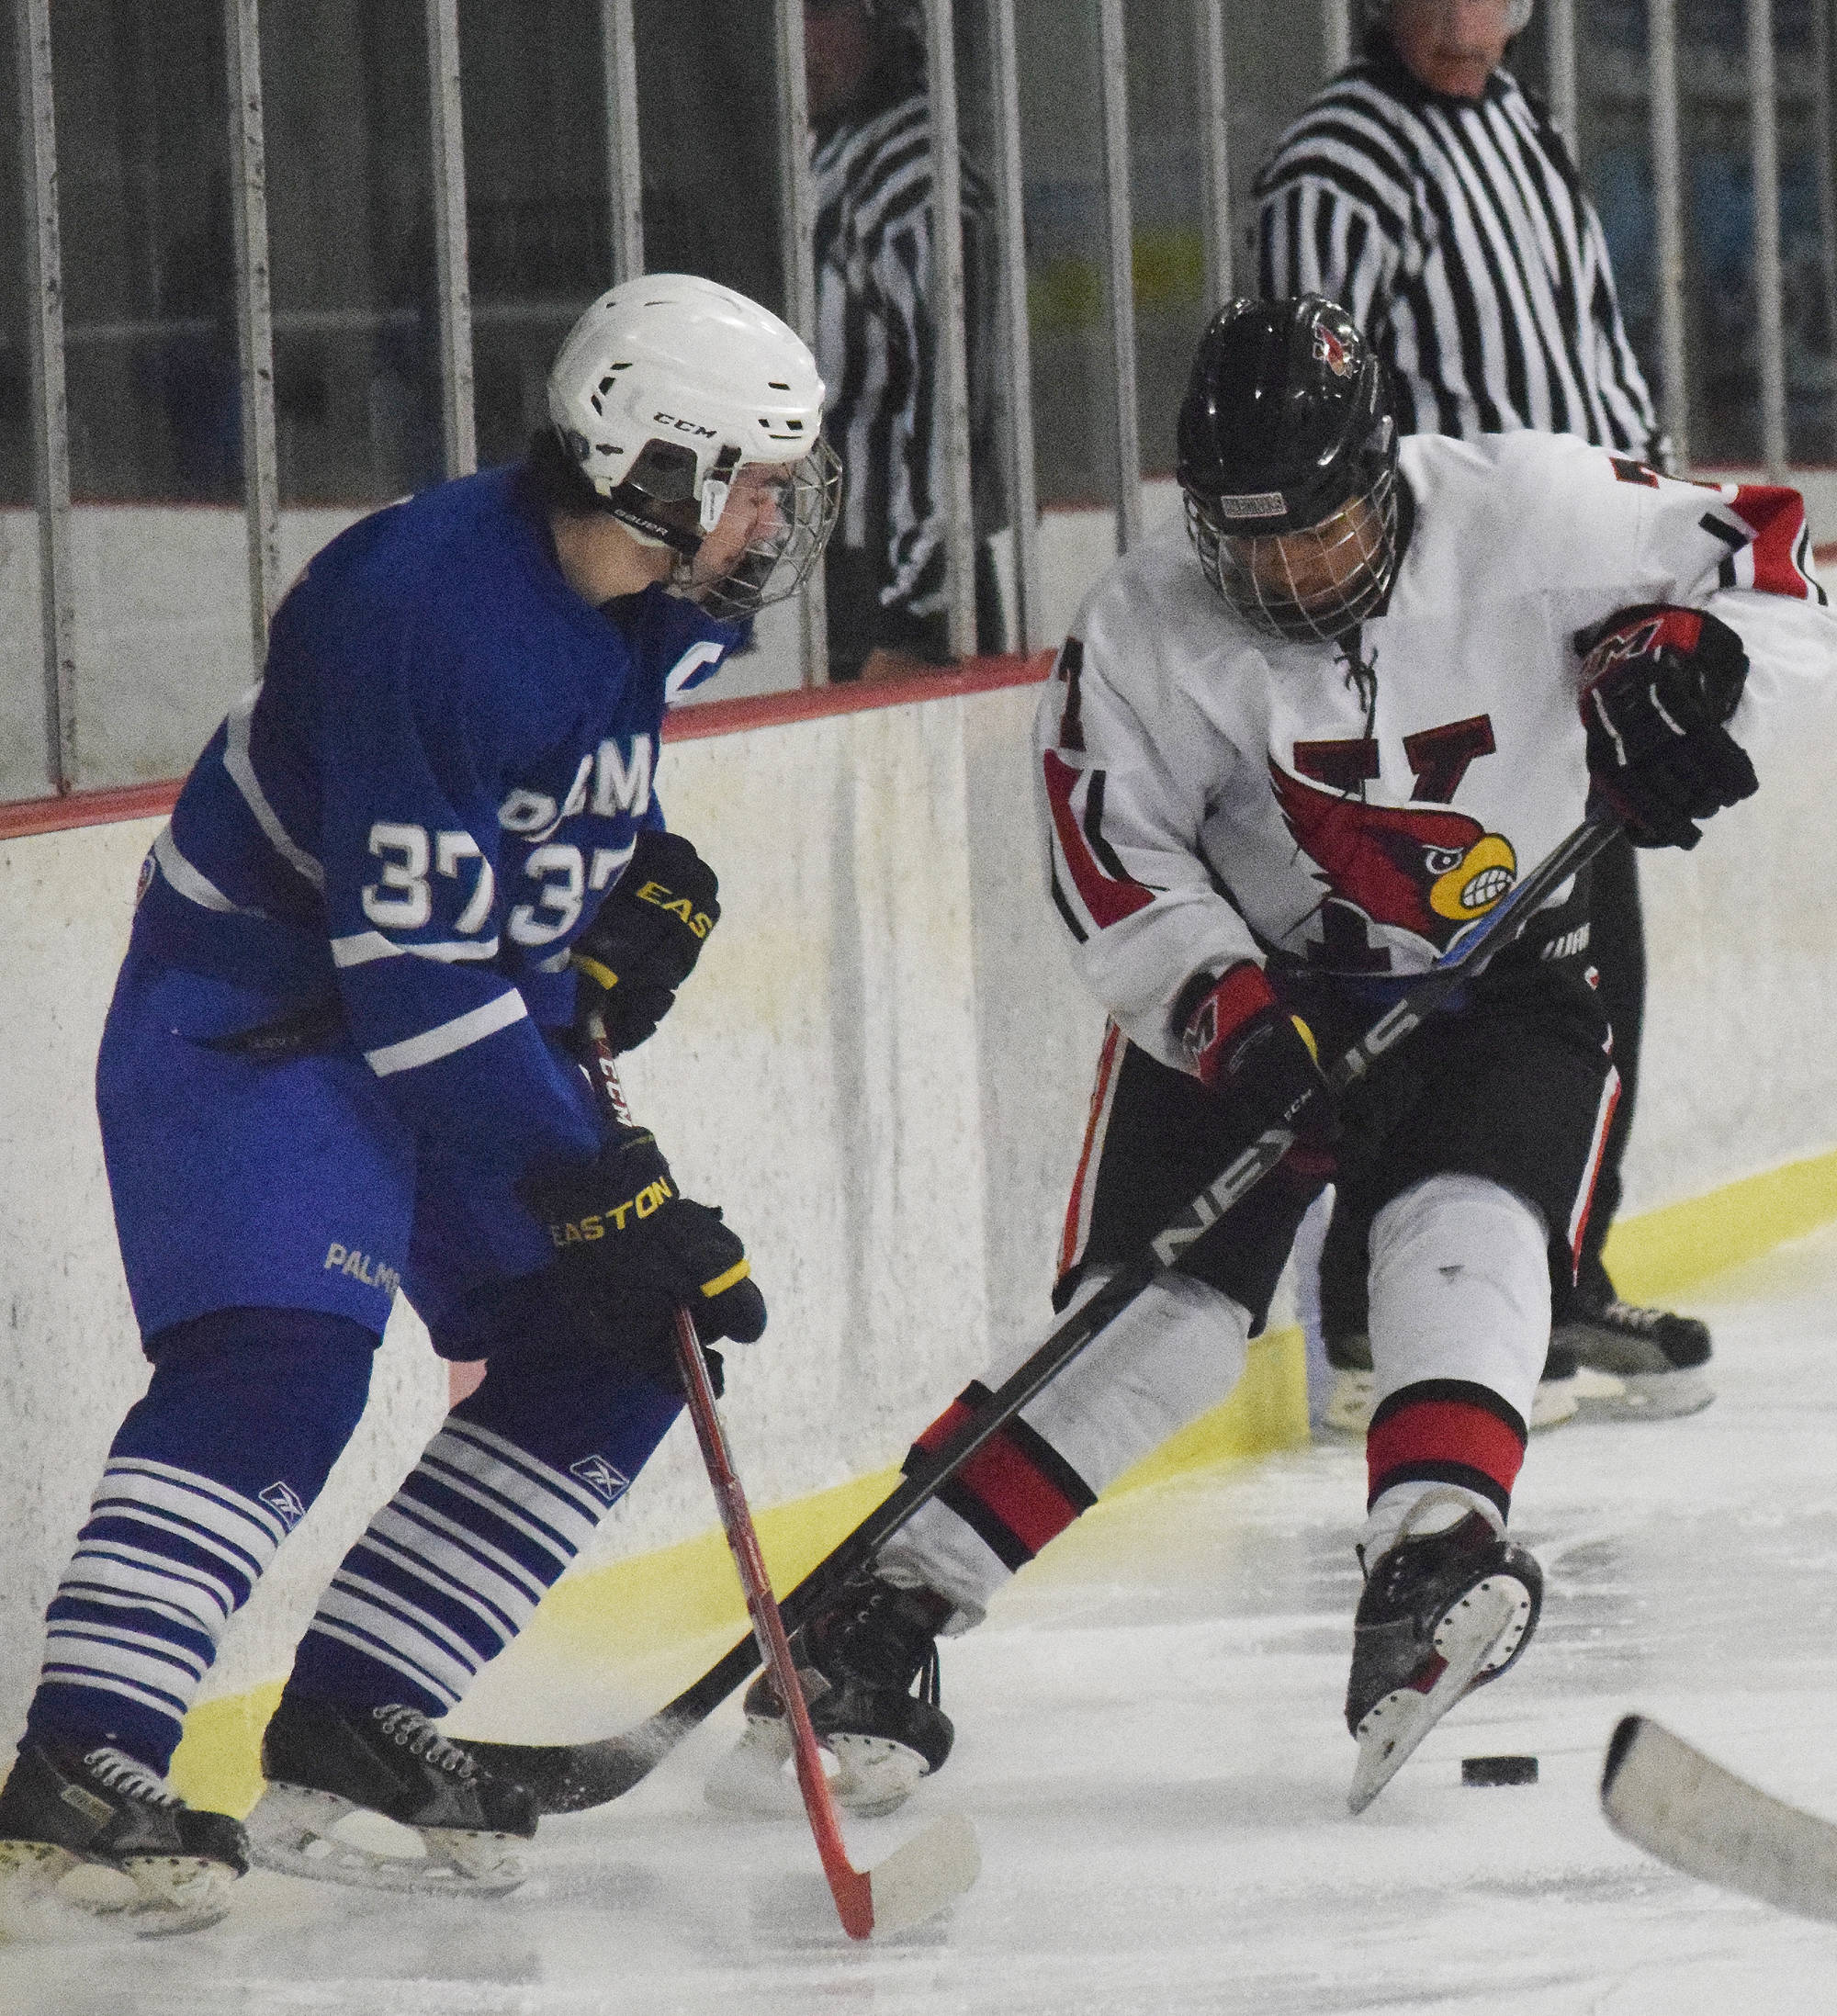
left=167, top=1146, right=1837, bottom=1816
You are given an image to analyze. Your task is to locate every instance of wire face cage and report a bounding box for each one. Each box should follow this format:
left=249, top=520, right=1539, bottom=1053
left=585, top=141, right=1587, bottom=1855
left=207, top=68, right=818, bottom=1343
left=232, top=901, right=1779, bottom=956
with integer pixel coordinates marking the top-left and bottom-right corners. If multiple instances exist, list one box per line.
left=1188, top=462, right=1400, bottom=645
left=688, top=438, right=843, bottom=622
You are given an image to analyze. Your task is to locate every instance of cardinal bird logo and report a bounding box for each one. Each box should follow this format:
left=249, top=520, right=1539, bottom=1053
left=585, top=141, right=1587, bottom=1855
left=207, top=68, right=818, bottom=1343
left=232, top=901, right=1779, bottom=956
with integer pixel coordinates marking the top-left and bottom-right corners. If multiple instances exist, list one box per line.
left=1270, top=763, right=1517, bottom=952
left=1313, top=322, right=1354, bottom=377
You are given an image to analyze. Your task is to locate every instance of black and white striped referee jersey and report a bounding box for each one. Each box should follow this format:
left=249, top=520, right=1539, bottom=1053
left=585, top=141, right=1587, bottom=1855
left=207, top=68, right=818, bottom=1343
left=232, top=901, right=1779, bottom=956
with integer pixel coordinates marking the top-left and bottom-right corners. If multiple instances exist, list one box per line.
left=814, top=82, right=997, bottom=656
left=1255, top=40, right=1661, bottom=457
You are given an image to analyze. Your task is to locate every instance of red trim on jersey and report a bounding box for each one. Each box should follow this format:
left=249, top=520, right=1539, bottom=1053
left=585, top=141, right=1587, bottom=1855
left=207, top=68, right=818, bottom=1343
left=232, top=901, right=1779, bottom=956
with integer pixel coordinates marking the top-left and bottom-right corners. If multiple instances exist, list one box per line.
left=951, top=1434, right=1086, bottom=1559
left=1041, top=749, right=1156, bottom=930
left=1059, top=1021, right=1125, bottom=1278
left=1367, top=1397, right=1527, bottom=1504
left=1565, top=1065, right=1623, bottom=1279
left=1726, top=485, right=1816, bottom=601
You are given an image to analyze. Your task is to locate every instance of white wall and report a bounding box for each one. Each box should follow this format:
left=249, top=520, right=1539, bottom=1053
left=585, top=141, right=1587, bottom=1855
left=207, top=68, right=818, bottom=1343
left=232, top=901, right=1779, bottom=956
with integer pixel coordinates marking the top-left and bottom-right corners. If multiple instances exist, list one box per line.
left=4, top=658, right=1836, bottom=1729
left=3, top=468, right=1826, bottom=794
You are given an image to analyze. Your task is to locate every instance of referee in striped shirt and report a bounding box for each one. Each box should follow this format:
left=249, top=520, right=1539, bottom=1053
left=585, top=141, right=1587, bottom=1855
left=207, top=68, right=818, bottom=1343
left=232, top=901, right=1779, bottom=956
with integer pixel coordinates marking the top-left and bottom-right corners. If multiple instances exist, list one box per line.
left=1254, top=0, right=1714, bottom=1423
left=806, top=0, right=1000, bottom=683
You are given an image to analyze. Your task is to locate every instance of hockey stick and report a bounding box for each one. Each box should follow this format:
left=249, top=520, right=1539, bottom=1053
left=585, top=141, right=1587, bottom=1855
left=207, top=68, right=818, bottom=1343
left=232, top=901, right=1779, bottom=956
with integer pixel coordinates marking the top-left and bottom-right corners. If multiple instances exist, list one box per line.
left=472, top=812, right=1617, bottom=1814
left=671, top=1302, right=979, bottom=1936
left=1602, top=1714, right=1837, bottom=1923
left=584, top=1019, right=979, bottom=1937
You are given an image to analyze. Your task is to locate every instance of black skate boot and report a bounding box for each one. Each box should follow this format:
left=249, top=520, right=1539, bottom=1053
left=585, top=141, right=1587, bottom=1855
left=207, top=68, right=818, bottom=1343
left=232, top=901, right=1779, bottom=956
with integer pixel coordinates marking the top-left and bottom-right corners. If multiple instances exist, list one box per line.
left=1552, top=1290, right=1713, bottom=1420
left=0, top=1738, right=247, bottom=1936
left=1346, top=1493, right=1543, bottom=1814
left=708, top=1573, right=955, bottom=1819
left=1322, top=1332, right=1579, bottom=1436
left=246, top=1692, right=538, bottom=1896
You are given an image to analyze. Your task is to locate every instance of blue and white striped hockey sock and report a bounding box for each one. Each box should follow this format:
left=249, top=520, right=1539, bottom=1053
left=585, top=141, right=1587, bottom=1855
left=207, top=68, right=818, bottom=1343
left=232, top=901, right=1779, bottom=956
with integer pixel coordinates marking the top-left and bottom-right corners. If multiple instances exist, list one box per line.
left=286, top=1349, right=682, bottom=1717
left=25, top=1310, right=378, bottom=1774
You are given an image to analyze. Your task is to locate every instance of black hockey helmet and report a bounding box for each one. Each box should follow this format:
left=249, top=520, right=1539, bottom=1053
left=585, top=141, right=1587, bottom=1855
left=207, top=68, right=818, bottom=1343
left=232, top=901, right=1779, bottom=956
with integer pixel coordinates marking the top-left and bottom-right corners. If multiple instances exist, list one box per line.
left=1177, top=295, right=1401, bottom=644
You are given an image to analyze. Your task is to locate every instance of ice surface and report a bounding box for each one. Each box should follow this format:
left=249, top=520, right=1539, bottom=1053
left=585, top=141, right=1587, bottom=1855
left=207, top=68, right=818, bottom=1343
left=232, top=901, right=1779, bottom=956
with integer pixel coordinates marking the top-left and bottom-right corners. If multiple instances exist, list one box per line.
left=6, top=1226, right=1837, bottom=2013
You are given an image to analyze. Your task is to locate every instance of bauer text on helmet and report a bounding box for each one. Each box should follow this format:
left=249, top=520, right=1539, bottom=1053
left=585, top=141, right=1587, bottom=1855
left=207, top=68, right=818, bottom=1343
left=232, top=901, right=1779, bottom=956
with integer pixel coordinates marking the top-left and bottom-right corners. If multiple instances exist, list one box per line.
left=547, top=275, right=842, bottom=621
left=1177, top=297, right=1402, bottom=646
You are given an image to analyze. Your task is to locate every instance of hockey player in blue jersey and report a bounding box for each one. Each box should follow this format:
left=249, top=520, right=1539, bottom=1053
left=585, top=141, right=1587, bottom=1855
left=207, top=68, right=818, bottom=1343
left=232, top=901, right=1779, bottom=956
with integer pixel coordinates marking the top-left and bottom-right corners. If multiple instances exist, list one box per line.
left=0, top=275, right=840, bottom=1927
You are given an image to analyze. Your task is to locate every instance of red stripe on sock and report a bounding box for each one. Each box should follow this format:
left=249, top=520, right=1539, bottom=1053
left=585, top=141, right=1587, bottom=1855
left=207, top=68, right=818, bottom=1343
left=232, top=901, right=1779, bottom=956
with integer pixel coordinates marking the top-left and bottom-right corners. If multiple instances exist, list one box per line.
left=912, top=1395, right=978, bottom=1462
left=1367, top=1397, right=1526, bottom=1504
left=954, top=1434, right=1084, bottom=1560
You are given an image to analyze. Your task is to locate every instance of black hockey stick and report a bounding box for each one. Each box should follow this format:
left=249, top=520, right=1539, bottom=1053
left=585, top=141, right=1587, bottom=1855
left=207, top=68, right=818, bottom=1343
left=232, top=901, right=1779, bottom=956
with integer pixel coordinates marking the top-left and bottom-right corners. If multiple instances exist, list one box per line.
left=469, top=812, right=1617, bottom=1813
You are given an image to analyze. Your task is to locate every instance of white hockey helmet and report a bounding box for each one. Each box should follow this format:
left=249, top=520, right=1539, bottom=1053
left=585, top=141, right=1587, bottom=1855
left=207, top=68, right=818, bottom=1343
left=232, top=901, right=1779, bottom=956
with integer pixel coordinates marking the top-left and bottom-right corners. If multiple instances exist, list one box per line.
left=547, top=273, right=840, bottom=619
left=1358, top=0, right=1534, bottom=33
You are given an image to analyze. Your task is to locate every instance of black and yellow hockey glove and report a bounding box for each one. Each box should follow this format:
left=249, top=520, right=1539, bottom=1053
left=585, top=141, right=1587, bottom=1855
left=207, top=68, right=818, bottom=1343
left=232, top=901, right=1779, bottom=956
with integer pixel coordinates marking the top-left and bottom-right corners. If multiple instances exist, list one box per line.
left=520, top=1123, right=766, bottom=1389
left=573, top=828, right=720, bottom=1053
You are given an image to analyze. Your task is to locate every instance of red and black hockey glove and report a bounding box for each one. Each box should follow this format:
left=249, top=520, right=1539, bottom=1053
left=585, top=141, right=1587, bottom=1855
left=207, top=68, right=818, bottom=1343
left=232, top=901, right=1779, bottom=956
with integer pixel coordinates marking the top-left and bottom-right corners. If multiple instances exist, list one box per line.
left=1576, top=603, right=1757, bottom=851
left=573, top=828, right=720, bottom=1053
left=1180, top=963, right=1338, bottom=1174
left=519, top=1123, right=766, bottom=1392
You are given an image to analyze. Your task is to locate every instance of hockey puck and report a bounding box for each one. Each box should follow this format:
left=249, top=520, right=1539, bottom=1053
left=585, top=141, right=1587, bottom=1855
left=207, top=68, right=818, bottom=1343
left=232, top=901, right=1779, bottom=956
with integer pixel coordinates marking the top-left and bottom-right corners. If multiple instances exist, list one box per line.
left=1462, top=1754, right=1538, bottom=1787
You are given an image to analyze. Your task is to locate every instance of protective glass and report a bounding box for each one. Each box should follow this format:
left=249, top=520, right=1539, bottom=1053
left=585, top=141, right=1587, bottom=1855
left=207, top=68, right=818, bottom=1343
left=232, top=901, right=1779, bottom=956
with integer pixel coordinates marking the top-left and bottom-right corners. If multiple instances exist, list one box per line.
left=687, top=439, right=844, bottom=622
left=1189, top=464, right=1400, bottom=645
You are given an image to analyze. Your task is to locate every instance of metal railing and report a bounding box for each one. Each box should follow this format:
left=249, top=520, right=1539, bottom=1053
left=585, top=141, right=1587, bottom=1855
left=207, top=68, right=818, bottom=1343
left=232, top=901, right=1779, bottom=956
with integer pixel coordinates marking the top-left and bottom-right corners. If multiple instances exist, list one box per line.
left=5, top=0, right=1829, bottom=799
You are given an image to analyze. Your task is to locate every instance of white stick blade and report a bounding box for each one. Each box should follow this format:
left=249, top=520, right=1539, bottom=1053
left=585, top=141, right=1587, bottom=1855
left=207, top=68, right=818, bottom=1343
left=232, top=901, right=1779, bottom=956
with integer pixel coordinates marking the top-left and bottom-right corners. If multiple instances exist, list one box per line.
left=1602, top=1714, right=1837, bottom=1924
left=866, top=1813, right=980, bottom=1937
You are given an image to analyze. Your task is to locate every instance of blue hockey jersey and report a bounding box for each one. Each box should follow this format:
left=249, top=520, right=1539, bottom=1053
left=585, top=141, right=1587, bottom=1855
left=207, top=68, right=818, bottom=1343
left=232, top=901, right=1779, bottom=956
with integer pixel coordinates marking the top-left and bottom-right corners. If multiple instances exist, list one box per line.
left=132, top=463, right=743, bottom=1188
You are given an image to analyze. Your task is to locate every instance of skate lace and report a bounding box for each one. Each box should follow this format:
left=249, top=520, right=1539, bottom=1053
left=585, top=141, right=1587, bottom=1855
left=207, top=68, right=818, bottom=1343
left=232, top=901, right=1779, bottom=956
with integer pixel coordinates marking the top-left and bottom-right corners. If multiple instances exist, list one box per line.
left=83, top=1747, right=180, bottom=1808
left=1602, top=1300, right=1665, bottom=1334
left=372, top=1704, right=479, bottom=1781
left=825, top=1579, right=944, bottom=1702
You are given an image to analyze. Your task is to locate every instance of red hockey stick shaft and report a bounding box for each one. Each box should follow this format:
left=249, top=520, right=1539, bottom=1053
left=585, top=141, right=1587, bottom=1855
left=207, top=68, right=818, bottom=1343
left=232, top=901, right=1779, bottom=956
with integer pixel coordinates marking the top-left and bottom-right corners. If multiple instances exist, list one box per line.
left=668, top=1301, right=876, bottom=1939
left=582, top=1019, right=975, bottom=1938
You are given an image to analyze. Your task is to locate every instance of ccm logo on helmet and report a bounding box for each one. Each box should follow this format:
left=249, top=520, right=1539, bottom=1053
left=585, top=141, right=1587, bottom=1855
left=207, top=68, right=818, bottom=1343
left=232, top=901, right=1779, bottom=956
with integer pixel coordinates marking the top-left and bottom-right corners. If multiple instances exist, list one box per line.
left=653, top=411, right=718, bottom=439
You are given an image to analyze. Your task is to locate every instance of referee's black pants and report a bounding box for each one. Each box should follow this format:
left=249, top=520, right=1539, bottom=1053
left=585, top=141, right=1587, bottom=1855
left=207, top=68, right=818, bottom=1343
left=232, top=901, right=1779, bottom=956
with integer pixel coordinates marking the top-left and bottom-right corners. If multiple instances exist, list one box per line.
left=1319, top=832, right=1642, bottom=1342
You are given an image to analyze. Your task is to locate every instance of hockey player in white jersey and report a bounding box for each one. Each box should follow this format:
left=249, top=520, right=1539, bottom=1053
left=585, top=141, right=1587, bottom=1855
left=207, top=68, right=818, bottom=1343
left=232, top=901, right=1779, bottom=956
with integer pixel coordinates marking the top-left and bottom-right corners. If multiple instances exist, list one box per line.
left=722, top=295, right=1832, bottom=1819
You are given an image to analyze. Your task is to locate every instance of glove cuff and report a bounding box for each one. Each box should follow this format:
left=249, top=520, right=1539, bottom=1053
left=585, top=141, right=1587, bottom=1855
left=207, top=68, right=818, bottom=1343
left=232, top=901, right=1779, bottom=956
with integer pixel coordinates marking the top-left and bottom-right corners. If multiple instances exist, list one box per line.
left=1181, top=962, right=1279, bottom=1091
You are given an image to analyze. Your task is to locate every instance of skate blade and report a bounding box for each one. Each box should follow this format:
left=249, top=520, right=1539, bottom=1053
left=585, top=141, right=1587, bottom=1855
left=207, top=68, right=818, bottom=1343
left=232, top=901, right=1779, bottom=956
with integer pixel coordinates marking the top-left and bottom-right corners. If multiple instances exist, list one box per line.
left=1323, top=1371, right=1577, bottom=1439
left=1528, top=1380, right=1580, bottom=1431
left=1574, top=1367, right=1714, bottom=1421
left=0, top=1841, right=234, bottom=1943
left=705, top=1718, right=929, bottom=1820
left=827, top=1733, right=929, bottom=1819
left=121, top=1853, right=239, bottom=1934
left=706, top=1717, right=806, bottom=1817
left=1348, top=1578, right=1528, bottom=1815
left=245, top=1783, right=525, bottom=1897
left=1319, top=1371, right=1375, bottom=1438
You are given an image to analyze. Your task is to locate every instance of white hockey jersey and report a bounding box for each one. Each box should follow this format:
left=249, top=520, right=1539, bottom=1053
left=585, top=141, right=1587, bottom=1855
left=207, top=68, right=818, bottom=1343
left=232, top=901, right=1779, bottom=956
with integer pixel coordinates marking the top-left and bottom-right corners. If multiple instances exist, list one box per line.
left=1037, top=431, right=1833, bottom=1072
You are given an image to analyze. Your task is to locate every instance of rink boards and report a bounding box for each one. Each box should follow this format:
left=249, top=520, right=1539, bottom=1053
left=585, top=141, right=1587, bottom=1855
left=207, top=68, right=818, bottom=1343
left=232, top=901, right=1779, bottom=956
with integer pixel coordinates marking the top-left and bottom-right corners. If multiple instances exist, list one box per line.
left=2, top=662, right=1835, bottom=1814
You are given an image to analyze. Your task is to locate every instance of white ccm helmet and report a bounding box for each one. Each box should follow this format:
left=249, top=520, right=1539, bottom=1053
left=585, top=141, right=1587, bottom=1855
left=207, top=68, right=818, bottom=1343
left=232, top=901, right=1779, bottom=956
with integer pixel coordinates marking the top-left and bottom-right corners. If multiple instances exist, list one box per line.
left=547, top=274, right=841, bottom=620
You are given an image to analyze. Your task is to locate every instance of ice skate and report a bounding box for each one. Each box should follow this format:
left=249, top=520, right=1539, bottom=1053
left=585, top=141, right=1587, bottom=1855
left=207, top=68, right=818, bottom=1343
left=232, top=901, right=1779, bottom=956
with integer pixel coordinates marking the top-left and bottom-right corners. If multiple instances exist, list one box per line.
left=1346, top=1494, right=1542, bottom=1814
left=246, top=1694, right=538, bottom=1896
left=1553, top=1294, right=1714, bottom=1419
left=1322, top=1334, right=1580, bottom=1436
left=708, top=1573, right=954, bottom=1819
left=0, top=1739, right=246, bottom=1939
